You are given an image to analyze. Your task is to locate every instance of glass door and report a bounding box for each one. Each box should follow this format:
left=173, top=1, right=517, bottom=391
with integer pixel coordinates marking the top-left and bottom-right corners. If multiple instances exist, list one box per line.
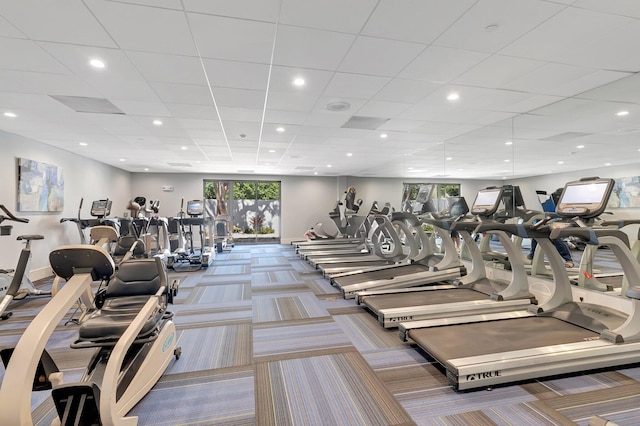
left=204, top=180, right=281, bottom=244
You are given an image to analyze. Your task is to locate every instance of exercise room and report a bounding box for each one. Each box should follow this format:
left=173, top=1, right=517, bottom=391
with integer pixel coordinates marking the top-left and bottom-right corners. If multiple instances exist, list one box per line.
left=2, top=1, right=640, bottom=425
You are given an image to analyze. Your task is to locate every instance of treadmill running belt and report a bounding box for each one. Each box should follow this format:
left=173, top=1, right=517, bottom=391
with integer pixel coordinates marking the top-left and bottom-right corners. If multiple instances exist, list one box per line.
left=409, top=317, right=598, bottom=362
left=364, top=288, right=485, bottom=311
left=333, top=264, right=429, bottom=286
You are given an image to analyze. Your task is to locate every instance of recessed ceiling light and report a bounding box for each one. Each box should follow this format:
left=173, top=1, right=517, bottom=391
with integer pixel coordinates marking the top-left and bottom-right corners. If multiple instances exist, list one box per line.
left=347, top=153, right=353, bottom=157
left=293, top=77, right=305, bottom=87
left=446, top=157, right=453, bottom=160
left=119, top=158, right=126, bottom=162
left=576, top=145, right=585, bottom=149
left=557, top=161, right=564, bottom=164
left=89, top=59, right=105, bottom=69
left=604, top=162, right=611, bottom=166
left=502, top=176, right=507, bottom=180
left=617, top=110, right=629, bottom=116
left=504, top=159, right=510, bottom=162
left=275, top=126, right=285, bottom=132
left=181, top=146, right=187, bottom=150
left=380, top=133, right=388, bottom=139
left=269, top=149, right=276, bottom=153
left=313, top=172, right=318, bottom=175
left=326, top=164, right=332, bottom=168
left=265, top=163, right=271, bottom=166
left=446, top=92, right=460, bottom=101
left=505, top=141, right=513, bottom=145
left=153, top=119, right=162, bottom=126
left=4, top=112, right=16, bottom=118
left=79, top=142, right=88, bottom=146
left=144, top=168, right=149, bottom=171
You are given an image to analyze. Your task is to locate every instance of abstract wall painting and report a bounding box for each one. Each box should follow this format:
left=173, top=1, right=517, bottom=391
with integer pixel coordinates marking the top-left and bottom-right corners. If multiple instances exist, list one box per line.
left=17, top=158, right=64, bottom=212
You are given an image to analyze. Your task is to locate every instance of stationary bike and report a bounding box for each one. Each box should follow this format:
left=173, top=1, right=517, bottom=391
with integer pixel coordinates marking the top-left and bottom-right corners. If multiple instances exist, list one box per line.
left=0, top=204, right=50, bottom=321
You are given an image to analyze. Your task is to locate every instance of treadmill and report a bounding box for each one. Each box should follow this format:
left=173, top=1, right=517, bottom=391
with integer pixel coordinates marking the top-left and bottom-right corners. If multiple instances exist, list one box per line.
left=400, top=177, right=640, bottom=391
left=331, top=204, right=467, bottom=299
left=356, top=189, right=537, bottom=328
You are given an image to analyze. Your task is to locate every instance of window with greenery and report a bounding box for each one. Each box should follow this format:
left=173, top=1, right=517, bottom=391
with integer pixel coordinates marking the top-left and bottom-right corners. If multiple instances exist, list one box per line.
left=402, top=183, right=461, bottom=213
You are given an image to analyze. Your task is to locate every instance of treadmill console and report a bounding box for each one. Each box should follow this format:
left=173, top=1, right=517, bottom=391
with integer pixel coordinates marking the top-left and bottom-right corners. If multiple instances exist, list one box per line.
left=471, top=188, right=502, bottom=216
left=555, top=178, right=614, bottom=219
left=186, top=200, right=204, bottom=217
left=90, top=200, right=112, bottom=218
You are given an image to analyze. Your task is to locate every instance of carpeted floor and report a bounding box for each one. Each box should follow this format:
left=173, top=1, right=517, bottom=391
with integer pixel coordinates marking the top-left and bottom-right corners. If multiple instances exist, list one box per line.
left=1, top=243, right=638, bottom=425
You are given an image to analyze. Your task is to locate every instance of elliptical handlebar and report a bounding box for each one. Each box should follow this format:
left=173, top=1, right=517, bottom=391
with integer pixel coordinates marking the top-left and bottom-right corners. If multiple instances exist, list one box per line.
left=0, top=205, right=29, bottom=224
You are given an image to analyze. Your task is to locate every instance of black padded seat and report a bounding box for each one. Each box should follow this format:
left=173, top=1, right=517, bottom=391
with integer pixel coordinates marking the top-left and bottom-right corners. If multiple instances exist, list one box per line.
left=78, top=258, right=166, bottom=342
left=112, top=235, right=146, bottom=260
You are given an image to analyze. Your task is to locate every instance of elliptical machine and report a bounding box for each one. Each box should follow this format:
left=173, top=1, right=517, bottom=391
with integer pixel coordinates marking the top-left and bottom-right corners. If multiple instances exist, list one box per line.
left=0, top=204, right=50, bottom=321
left=167, top=200, right=214, bottom=271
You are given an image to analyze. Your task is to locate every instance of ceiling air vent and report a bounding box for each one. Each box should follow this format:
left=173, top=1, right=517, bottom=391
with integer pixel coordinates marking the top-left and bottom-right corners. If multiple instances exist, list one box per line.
left=341, top=116, right=389, bottom=130
left=167, top=162, right=192, bottom=167
left=50, top=95, right=125, bottom=114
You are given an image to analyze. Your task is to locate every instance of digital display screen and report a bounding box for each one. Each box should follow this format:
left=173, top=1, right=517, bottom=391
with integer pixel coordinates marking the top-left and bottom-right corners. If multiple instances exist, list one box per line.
left=187, top=200, right=203, bottom=215
left=415, top=185, right=434, bottom=203
left=559, top=182, right=609, bottom=204
left=473, top=189, right=501, bottom=207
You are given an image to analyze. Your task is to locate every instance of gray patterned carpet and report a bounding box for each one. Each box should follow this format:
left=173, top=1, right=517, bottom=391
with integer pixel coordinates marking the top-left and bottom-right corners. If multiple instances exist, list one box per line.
left=0, top=244, right=638, bottom=425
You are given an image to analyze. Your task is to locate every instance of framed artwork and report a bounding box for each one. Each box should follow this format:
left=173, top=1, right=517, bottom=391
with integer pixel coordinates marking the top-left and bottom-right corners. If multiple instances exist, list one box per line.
left=17, top=157, right=64, bottom=212
left=610, top=176, right=640, bottom=208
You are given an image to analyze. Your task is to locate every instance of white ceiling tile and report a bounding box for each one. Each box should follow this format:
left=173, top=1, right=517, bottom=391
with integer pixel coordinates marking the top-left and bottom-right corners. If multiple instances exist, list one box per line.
left=84, top=0, right=197, bottom=55
left=0, top=1, right=116, bottom=47
left=266, top=91, right=319, bottom=112
left=453, top=55, right=546, bottom=89
left=264, top=110, right=308, bottom=126
left=109, top=100, right=172, bottom=117
left=111, top=0, right=184, bottom=9
left=279, top=0, right=377, bottom=33
left=176, top=118, right=222, bottom=131
left=355, top=101, right=411, bottom=118
left=150, top=82, right=212, bottom=105
left=378, top=119, right=430, bottom=132
left=218, top=107, right=263, bottom=123
left=273, top=25, right=355, bottom=70
left=559, top=20, right=640, bottom=72
left=507, top=65, right=630, bottom=97
left=0, top=70, right=100, bottom=97
left=213, top=87, right=265, bottom=109
left=373, top=79, right=442, bottom=104
left=202, top=59, right=270, bottom=91
left=338, top=36, right=425, bottom=77
left=576, top=73, right=640, bottom=103
left=499, top=6, right=632, bottom=62
left=166, top=103, right=219, bottom=120
left=362, top=0, right=476, bottom=44
left=303, top=111, right=352, bottom=127
left=435, top=0, right=565, bottom=53
left=323, top=73, right=390, bottom=99
left=573, top=0, right=640, bottom=18
left=502, top=94, right=564, bottom=114
left=0, top=38, right=70, bottom=74
left=399, top=46, right=489, bottom=83
left=126, top=51, right=208, bottom=85
left=183, top=0, right=281, bottom=22
left=0, top=15, right=26, bottom=38
left=187, top=13, right=275, bottom=63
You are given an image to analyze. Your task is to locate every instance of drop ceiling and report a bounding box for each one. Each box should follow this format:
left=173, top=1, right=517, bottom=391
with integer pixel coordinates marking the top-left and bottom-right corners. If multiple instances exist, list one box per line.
left=1, top=0, right=640, bottom=179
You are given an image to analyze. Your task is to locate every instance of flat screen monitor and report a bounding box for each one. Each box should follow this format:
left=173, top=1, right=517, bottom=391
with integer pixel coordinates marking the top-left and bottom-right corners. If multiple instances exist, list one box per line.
left=556, top=178, right=614, bottom=219
left=471, top=188, right=502, bottom=215
left=90, top=200, right=111, bottom=217
left=187, top=200, right=204, bottom=216
left=415, top=185, right=434, bottom=204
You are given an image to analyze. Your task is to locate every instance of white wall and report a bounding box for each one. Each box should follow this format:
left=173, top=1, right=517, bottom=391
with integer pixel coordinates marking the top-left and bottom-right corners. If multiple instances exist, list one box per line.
left=0, top=130, right=131, bottom=279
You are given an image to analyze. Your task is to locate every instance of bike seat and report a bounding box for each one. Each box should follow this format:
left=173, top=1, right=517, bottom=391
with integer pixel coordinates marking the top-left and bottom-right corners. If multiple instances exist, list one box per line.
left=0, top=269, right=14, bottom=274
left=17, top=234, right=44, bottom=241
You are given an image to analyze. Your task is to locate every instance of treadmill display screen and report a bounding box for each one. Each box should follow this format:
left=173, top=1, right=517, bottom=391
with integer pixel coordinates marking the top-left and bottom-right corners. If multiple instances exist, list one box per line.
left=187, top=200, right=203, bottom=216
left=560, top=182, right=609, bottom=204
left=473, top=189, right=501, bottom=208
left=415, top=185, right=434, bottom=203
